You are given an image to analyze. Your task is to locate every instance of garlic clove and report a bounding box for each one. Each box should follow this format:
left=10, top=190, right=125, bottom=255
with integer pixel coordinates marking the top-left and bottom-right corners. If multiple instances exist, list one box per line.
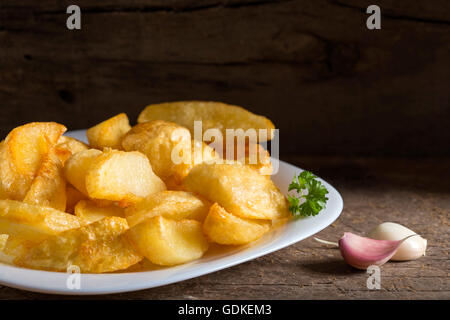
left=338, top=232, right=415, bottom=270
left=368, top=222, right=427, bottom=261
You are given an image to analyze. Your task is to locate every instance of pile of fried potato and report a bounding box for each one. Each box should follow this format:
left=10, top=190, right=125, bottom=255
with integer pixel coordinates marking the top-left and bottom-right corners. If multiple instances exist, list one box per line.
left=0, top=101, right=290, bottom=273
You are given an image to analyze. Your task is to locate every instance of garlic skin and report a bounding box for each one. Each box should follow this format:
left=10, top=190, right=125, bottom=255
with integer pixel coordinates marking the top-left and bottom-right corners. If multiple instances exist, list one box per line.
left=338, top=232, right=411, bottom=270
left=368, top=222, right=427, bottom=261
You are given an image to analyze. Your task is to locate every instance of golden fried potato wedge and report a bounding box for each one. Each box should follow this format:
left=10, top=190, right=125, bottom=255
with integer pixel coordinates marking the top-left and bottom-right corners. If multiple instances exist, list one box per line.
left=122, top=121, right=217, bottom=184
left=85, top=150, right=166, bottom=203
left=242, top=144, right=272, bottom=175
left=56, top=136, right=89, bottom=157
left=64, top=149, right=102, bottom=195
left=163, top=177, right=186, bottom=191
left=4, top=122, right=67, bottom=175
left=0, top=122, right=66, bottom=200
left=0, top=142, right=29, bottom=200
left=126, top=216, right=208, bottom=266
left=223, top=142, right=272, bottom=175
left=138, top=101, right=275, bottom=142
left=183, top=162, right=289, bottom=220
left=168, top=138, right=218, bottom=183
left=91, top=198, right=119, bottom=208
left=23, top=148, right=67, bottom=211
left=0, top=235, right=33, bottom=265
left=0, top=234, right=7, bottom=250
left=203, top=203, right=271, bottom=245
left=16, top=217, right=143, bottom=273
left=122, top=120, right=185, bottom=151
left=65, top=185, right=87, bottom=214
left=0, top=200, right=81, bottom=241
left=122, top=121, right=191, bottom=180
left=125, top=191, right=210, bottom=227
left=54, top=147, right=73, bottom=165
left=190, top=139, right=218, bottom=167
left=87, top=113, right=131, bottom=150
left=75, top=200, right=125, bottom=225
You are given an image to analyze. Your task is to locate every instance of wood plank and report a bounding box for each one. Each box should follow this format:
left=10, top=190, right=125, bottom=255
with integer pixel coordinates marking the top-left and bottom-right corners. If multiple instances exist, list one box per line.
left=0, top=0, right=449, bottom=156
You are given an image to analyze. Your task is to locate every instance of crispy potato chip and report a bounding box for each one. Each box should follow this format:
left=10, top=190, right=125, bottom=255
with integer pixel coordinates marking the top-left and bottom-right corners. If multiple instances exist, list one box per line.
left=54, top=147, right=73, bottom=164
left=122, top=121, right=191, bottom=181
left=64, top=149, right=102, bottom=195
left=126, top=216, right=208, bottom=266
left=16, top=217, right=143, bottom=273
left=163, top=177, right=187, bottom=191
left=122, top=121, right=217, bottom=184
left=203, top=203, right=271, bottom=245
left=85, top=150, right=166, bottom=203
left=223, top=142, right=272, bottom=175
left=138, top=101, right=275, bottom=142
left=242, top=144, right=272, bottom=176
left=190, top=139, right=218, bottom=168
left=0, top=235, right=33, bottom=265
left=4, top=122, right=67, bottom=175
left=87, top=113, right=131, bottom=150
left=23, top=148, right=67, bottom=211
left=0, top=234, right=8, bottom=250
left=125, top=191, right=210, bottom=227
left=0, top=142, right=28, bottom=200
left=0, top=200, right=81, bottom=241
left=0, top=122, right=66, bottom=200
left=56, top=136, right=89, bottom=159
left=75, top=200, right=125, bottom=225
left=91, top=198, right=119, bottom=208
left=183, top=162, right=289, bottom=220
left=112, top=256, right=161, bottom=273
left=65, top=185, right=87, bottom=214
left=122, top=120, right=188, bottom=151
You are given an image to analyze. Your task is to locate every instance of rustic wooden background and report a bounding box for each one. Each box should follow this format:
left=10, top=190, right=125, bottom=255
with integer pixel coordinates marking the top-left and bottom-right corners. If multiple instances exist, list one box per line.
left=1, top=0, right=449, bottom=156
left=0, top=0, right=449, bottom=300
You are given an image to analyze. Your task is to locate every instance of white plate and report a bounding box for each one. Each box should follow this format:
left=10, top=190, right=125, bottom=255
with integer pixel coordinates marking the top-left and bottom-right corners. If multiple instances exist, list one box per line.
left=0, top=130, right=343, bottom=295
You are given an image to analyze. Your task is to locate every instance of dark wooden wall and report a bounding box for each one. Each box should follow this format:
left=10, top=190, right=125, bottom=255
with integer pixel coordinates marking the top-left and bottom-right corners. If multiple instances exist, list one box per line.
left=1, top=0, right=449, bottom=156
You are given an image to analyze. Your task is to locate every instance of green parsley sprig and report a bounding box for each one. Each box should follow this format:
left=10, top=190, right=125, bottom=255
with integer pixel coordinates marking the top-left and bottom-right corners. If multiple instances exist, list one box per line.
left=287, top=171, right=329, bottom=218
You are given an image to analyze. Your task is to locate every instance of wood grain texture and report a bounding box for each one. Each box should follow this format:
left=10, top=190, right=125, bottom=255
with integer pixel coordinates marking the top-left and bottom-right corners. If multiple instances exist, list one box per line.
left=0, top=1, right=448, bottom=299
left=0, top=156, right=448, bottom=299
left=0, top=0, right=449, bottom=156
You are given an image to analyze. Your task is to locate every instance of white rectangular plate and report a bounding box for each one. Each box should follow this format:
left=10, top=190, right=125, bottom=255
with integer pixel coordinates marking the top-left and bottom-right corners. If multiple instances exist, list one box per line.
left=0, top=130, right=343, bottom=295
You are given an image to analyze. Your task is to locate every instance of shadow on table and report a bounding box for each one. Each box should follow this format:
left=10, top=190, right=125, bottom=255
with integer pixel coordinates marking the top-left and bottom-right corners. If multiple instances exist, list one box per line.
left=300, top=259, right=360, bottom=275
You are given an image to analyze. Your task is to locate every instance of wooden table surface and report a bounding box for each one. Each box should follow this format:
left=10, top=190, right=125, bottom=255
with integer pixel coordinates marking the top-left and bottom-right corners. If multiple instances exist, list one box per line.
left=0, top=156, right=449, bottom=299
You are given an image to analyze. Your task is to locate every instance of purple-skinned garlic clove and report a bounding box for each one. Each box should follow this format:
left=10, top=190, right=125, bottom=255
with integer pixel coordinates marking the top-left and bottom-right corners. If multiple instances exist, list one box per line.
left=338, top=232, right=417, bottom=270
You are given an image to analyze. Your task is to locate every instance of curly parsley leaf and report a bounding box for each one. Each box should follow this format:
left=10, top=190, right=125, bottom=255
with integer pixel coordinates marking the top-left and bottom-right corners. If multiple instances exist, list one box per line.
left=288, top=171, right=329, bottom=218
